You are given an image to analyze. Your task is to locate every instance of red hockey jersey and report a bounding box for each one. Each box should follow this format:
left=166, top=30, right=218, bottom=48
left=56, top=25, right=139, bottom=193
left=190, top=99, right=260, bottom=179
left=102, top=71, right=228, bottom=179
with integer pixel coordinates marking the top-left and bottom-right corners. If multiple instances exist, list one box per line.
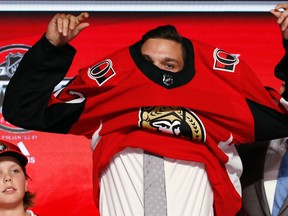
left=4, top=36, right=288, bottom=216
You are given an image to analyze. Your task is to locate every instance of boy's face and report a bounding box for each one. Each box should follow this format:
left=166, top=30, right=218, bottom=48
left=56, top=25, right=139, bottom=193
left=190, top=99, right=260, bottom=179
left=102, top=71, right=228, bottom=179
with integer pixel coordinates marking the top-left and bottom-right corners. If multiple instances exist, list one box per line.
left=0, top=156, right=27, bottom=208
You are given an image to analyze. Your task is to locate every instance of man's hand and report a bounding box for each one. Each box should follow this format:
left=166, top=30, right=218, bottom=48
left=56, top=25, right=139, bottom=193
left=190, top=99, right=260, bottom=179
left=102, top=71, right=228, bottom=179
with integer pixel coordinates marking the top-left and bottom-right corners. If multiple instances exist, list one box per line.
left=271, top=3, right=288, bottom=40
left=45, top=12, right=90, bottom=46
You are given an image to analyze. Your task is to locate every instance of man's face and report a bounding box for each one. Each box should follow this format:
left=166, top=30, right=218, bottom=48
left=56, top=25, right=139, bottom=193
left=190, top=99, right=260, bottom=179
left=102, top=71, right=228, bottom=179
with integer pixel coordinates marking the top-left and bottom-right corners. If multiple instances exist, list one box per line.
left=141, top=38, right=185, bottom=73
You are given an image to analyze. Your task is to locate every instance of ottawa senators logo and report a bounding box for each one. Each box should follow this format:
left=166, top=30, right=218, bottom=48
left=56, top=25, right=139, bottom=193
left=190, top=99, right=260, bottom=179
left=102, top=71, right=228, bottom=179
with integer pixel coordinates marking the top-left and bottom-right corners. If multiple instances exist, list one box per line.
left=0, top=143, right=8, bottom=152
left=139, top=106, right=206, bottom=143
left=88, top=59, right=116, bottom=86
left=213, top=48, right=239, bottom=72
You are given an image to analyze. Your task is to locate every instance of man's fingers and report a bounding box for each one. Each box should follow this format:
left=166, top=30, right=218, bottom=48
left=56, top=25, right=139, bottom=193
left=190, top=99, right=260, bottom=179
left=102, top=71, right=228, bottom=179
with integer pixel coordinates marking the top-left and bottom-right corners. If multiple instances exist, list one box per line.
left=280, top=17, right=288, bottom=31
left=76, top=22, right=90, bottom=34
left=56, top=15, right=64, bottom=34
left=46, top=12, right=89, bottom=46
left=69, top=15, right=78, bottom=30
left=271, top=9, right=282, bottom=18
left=77, top=12, right=89, bottom=22
left=73, top=12, right=90, bottom=35
left=275, top=3, right=288, bottom=11
left=56, top=13, right=89, bottom=36
left=54, top=13, right=70, bottom=35
left=275, top=8, right=288, bottom=31
left=62, top=14, right=73, bottom=36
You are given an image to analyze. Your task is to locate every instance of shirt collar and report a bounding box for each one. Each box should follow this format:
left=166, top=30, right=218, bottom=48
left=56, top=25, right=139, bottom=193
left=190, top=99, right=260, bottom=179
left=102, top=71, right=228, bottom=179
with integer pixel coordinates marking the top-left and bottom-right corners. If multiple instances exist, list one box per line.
left=268, top=137, right=288, bottom=153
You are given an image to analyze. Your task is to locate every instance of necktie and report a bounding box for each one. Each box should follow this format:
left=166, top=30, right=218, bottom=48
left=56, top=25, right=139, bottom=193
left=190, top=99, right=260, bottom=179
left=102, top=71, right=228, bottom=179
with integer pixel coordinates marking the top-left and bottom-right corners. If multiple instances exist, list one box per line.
left=143, top=151, right=167, bottom=216
left=272, top=149, right=288, bottom=216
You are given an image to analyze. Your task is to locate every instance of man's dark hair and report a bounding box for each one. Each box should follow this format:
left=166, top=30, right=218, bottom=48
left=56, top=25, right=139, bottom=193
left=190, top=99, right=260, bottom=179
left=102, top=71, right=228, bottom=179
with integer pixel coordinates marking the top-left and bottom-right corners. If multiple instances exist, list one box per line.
left=141, top=24, right=187, bottom=61
left=141, top=24, right=183, bottom=43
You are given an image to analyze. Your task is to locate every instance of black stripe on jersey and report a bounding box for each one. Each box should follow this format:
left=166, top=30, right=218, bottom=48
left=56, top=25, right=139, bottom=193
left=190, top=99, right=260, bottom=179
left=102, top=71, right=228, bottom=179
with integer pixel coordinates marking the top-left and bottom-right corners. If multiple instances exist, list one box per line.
left=247, top=98, right=288, bottom=141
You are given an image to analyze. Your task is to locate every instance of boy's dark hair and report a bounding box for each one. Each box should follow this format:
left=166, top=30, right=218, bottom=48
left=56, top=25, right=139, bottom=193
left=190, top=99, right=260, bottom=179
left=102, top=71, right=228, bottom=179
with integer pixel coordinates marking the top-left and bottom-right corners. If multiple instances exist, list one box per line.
left=22, top=166, right=36, bottom=210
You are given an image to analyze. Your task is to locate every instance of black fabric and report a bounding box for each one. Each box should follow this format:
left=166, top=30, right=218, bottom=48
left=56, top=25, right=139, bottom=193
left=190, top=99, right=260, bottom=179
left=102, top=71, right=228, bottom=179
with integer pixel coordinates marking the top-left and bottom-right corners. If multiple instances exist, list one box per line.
left=3, top=36, right=85, bottom=133
left=129, top=38, right=195, bottom=89
left=247, top=98, right=288, bottom=141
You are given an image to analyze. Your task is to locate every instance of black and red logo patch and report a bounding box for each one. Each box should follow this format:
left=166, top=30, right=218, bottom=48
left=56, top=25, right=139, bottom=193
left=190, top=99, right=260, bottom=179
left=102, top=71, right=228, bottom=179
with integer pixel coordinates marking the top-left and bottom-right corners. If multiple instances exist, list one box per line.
left=213, top=48, right=239, bottom=72
left=88, top=59, right=116, bottom=86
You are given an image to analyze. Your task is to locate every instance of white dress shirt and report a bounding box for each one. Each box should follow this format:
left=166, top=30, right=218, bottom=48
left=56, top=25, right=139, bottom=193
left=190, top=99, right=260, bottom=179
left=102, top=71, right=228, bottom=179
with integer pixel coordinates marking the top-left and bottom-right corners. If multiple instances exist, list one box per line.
left=99, top=147, right=214, bottom=216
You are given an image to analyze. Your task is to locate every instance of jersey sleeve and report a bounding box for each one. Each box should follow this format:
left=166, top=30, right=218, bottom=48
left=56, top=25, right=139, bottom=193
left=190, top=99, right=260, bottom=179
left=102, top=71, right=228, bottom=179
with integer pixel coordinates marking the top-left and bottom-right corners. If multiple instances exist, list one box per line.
left=275, top=40, right=288, bottom=101
left=238, top=40, right=288, bottom=142
left=3, top=35, right=86, bottom=134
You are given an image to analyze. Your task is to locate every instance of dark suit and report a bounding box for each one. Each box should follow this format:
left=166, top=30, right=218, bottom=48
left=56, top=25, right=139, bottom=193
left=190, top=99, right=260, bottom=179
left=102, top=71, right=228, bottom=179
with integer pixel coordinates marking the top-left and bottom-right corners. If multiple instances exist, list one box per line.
left=237, top=141, right=288, bottom=216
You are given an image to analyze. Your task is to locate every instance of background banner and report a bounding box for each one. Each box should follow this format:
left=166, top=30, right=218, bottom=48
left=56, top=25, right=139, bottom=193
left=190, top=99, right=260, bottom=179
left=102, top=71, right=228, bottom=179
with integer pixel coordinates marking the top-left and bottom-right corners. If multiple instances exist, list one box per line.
left=0, top=11, right=284, bottom=215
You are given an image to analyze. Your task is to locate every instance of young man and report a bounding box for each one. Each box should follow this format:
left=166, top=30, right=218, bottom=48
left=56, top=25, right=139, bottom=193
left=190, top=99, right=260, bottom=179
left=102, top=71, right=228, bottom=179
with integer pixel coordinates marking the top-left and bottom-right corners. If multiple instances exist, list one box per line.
left=237, top=138, right=288, bottom=216
left=3, top=3, right=288, bottom=216
left=237, top=83, right=288, bottom=216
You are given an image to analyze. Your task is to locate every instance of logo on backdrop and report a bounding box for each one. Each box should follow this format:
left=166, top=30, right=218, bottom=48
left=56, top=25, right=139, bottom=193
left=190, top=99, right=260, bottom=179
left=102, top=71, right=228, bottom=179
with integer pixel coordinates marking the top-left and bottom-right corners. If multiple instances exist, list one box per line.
left=0, top=44, right=71, bottom=133
left=17, top=141, right=35, bottom=164
left=0, top=44, right=30, bottom=133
